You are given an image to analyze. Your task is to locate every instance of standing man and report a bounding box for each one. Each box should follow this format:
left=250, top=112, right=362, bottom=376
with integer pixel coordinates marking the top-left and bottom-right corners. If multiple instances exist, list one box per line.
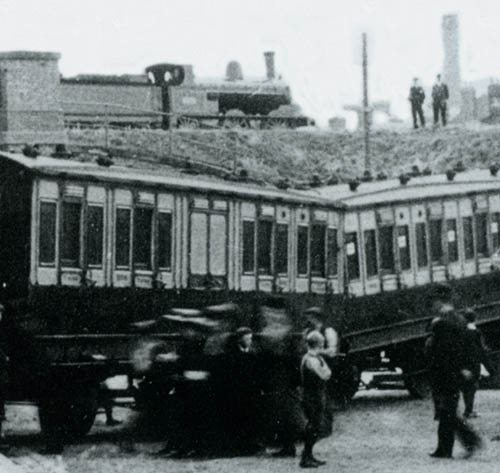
left=461, top=309, right=492, bottom=418
left=300, top=330, right=331, bottom=468
left=426, top=304, right=482, bottom=459
left=432, top=74, right=449, bottom=127
left=409, top=78, right=426, bottom=129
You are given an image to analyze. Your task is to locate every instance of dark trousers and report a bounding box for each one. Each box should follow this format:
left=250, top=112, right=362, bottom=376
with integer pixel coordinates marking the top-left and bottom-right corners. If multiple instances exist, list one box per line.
left=433, top=101, right=447, bottom=126
left=434, top=391, right=481, bottom=456
left=302, top=393, right=325, bottom=460
left=461, top=379, right=479, bottom=416
left=411, top=103, right=425, bottom=128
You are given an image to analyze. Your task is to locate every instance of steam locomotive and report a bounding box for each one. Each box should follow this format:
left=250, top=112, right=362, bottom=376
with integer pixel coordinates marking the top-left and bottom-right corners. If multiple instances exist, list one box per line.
left=60, top=52, right=312, bottom=129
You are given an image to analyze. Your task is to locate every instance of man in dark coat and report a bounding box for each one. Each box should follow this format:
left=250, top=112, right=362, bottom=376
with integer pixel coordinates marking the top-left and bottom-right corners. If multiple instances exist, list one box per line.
left=461, top=309, right=492, bottom=418
left=432, top=74, right=449, bottom=126
left=426, top=304, right=482, bottom=458
left=409, top=78, right=426, bottom=129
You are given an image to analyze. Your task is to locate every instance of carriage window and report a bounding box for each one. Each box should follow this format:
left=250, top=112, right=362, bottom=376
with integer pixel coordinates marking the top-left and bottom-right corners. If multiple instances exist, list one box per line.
left=158, top=212, right=172, bottom=270
left=39, top=201, right=57, bottom=265
left=345, top=232, right=360, bottom=280
left=476, top=213, right=488, bottom=257
left=61, top=201, right=81, bottom=267
left=379, top=226, right=395, bottom=272
left=397, top=226, right=411, bottom=271
left=242, top=220, right=255, bottom=273
left=258, top=220, right=273, bottom=275
left=275, top=223, right=288, bottom=274
left=463, top=216, right=474, bottom=260
left=297, top=226, right=309, bottom=276
left=492, top=213, right=500, bottom=250
left=87, top=206, right=103, bottom=266
left=430, top=219, right=443, bottom=263
left=115, top=208, right=131, bottom=267
left=446, top=219, right=458, bottom=263
left=364, top=229, right=378, bottom=277
left=416, top=222, right=428, bottom=268
left=311, top=224, right=326, bottom=277
left=327, top=228, right=338, bottom=276
left=134, top=207, right=153, bottom=270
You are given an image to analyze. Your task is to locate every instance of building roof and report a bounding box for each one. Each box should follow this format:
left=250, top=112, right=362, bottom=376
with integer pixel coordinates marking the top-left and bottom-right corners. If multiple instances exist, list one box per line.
left=300, top=169, right=500, bottom=209
left=0, top=152, right=343, bottom=208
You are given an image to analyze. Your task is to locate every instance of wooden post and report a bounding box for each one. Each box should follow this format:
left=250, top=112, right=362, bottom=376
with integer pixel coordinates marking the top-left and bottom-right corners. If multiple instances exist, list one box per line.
left=362, top=32, right=370, bottom=173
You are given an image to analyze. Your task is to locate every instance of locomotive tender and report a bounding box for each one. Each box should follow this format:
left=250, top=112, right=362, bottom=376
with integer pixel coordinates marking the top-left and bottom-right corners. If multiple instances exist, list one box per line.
left=2, top=150, right=500, bottom=434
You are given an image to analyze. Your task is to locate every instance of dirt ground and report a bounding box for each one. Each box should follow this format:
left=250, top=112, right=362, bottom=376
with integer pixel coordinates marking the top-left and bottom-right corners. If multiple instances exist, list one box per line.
left=4, top=388, right=500, bottom=473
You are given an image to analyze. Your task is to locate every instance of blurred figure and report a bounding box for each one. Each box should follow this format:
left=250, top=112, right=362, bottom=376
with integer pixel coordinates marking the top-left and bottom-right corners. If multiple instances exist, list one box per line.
left=461, top=309, right=492, bottom=418
left=409, top=78, right=426, bottom=129
left=299, top=330, right=331, bottom=468
left=0, top=305, right=8, bottom=443
left=432, top=74, right=449, bottom=127
left=426, top=304, right=482, bottom=459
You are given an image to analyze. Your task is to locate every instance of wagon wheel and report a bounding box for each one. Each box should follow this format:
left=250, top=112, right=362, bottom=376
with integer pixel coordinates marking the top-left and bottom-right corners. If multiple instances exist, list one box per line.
left=39, top=386, right=99, bottom=440
left=404, top=371, right=431, bottom=399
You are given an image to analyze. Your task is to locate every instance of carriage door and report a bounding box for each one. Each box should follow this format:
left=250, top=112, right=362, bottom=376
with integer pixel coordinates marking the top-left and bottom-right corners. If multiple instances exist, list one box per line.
left=189, top=197, right=228, bottom=289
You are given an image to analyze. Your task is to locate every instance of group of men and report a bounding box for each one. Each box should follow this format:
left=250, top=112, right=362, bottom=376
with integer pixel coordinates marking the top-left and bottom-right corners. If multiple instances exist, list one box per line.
left=409, top=74, right=449, bottom=129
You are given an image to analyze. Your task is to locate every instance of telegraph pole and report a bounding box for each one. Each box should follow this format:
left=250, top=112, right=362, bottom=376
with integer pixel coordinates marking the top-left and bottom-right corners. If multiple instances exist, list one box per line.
left=362, top=32, right=371, bottom=173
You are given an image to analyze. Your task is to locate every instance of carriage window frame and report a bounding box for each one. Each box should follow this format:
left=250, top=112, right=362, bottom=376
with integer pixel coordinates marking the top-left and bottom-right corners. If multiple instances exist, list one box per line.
left=345, top=232, right=360, bottom=281
left=491, top=212, right=500, bottom=251
left=115, top=206, right=132, bottom=269
left=133, top=206, right=154, bottom=271
left=257, top=218, right=273, bottom=276
left=327, top=227, right=338, bottom=277
left=415, top=222, right=428, bottom=268
left=364, top=229, right=378, bottom=278
left=242, top=219, right=256, bottom=274
left=60, top=199, right=82, bottom=269
left=158, top=211, right=173, bottom=271
left=297, top=225, right=309, bottom=277
left=397, top=225, right=411, bottom=271
left=379, top=225, right=395, bottom=273
left=463, top=216, right=474, bottom=261
left=275, top=223, right=289, bottom=275
left=429, top=219, right=444, bottom=264
left=311, top=223, right=327, bottom=278
left=475, top=213, right=488, bottom=258
left=38, top=200, right=57, bottom=267
left=446, top=219, right=458, bottom=263
left=86, top=204, right=104, bottom=268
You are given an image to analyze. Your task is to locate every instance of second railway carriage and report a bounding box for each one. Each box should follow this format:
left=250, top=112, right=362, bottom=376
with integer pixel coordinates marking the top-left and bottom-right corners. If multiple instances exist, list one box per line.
left=3, top=149, right=500, bottom=433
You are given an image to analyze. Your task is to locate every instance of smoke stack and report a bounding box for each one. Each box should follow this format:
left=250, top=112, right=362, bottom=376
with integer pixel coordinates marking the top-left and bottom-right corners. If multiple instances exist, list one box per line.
left=442, top=14, right=461, bottom=114
left=264, top=51, right=275, bottom=80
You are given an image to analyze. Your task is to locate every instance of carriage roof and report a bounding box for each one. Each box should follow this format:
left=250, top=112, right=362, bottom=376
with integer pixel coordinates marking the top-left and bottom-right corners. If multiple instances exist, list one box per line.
left=0, top=152, right=343, bottom=208
left=301, top=170, right=500, bottom=209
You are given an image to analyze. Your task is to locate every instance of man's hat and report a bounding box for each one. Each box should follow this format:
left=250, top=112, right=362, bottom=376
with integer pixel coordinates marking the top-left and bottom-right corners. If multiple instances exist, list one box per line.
left=235, top=326, right=252, bottom=339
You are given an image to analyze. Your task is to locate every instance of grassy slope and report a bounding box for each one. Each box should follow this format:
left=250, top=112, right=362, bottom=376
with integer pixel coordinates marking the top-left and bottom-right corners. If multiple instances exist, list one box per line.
left=67, top=125, right=500, bottom=185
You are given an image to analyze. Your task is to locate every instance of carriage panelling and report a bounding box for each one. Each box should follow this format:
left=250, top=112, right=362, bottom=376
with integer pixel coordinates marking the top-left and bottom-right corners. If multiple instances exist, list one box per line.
left=376, top=207, right=398, bottom=292
left=427, top=200, right=446, bottom=283
left=410, top=204, right=430, bottom=286
left=157, top=193, right=175, bottom=289
left=443, top=199, right=462, bottom=279
left=84, top=185, right=106, bottom=287
left=394, top=206, right=414, bottom=288
left=359, top=210, right=379, bottom=296
left=295, top=207, right=310, bottom=293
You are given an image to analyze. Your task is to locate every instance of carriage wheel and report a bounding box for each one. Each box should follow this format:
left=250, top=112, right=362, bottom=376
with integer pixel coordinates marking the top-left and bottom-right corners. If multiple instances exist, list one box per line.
left=38, top=386, right=99, bottom=440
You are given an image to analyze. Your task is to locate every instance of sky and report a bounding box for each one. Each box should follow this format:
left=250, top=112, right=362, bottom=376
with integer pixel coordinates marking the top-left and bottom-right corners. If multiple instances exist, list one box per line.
left=1, top=0, right=500, bottom=126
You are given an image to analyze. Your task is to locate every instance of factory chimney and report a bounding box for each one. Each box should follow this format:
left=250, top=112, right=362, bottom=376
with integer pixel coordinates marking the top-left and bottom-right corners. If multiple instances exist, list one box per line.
left=442, top=14, right=461, bottom=115
left=264, top=51, right=275, bottom=80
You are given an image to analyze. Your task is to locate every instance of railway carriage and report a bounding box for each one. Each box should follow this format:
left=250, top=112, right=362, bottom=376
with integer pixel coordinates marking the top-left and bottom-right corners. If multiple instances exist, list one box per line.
left=2, top=149, right=500, bottom=434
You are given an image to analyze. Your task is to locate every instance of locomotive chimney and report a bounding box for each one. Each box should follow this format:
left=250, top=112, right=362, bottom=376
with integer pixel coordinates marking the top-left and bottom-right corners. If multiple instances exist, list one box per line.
left=264, top=51, right=275, bottom=80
